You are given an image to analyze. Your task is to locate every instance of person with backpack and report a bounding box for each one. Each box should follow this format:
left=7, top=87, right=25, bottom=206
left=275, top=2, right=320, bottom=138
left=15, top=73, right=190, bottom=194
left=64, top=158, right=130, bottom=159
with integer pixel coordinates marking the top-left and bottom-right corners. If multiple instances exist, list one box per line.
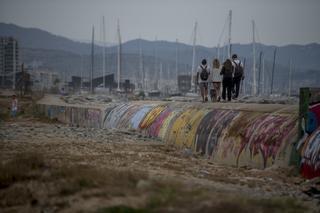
left=196, top=59, right=210, bottom=102
left=231, top=54, right=244, bottom=99
left=220, top=59, right=233, bottom=102
left=210, top=58, right=222, bottom=102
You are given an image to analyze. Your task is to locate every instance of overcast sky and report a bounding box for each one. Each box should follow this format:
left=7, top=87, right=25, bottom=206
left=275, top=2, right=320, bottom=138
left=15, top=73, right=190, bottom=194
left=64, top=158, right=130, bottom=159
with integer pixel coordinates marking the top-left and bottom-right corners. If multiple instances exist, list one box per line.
left=0, top=0, right=319, bottom=47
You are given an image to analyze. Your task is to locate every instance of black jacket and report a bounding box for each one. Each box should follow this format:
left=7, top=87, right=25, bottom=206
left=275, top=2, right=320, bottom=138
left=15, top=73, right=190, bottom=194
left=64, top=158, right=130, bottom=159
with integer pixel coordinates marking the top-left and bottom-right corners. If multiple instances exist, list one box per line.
left=220, top=66, right=233, bottom=79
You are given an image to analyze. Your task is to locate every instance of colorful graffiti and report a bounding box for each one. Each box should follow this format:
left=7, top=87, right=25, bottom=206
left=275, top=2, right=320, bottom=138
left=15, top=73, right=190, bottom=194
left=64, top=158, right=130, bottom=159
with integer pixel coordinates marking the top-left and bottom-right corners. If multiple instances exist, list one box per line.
left=299, top=88, right=320, bottom=178
left=233, top=113, right=296, bottom=168
left=195, top=110, right=240, bottom=158
left=300, top=127, right=320, bottom=179
left=37, top=101, right=298, bottom=169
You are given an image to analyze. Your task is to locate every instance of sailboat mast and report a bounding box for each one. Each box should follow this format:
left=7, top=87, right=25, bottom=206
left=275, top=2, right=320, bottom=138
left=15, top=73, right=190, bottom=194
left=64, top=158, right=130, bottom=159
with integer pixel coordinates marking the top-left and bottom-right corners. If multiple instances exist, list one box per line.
left=175, top=39, right=179, bottom=85
left=288, top=59, right=292, bottom=97
left=154, top=36, right=158, bottom=90
left=271, top=47, right=277, bottom=95
left=252, top=20, right=256, bottom=96
left=228, top=10, right=232, bottom=58
left=191, top=21, right=197, bottom=91
left=257, top=51, right=262, bottom=95
left=80, top=55, right=83, bottom=89
left=159, top=62, right=163, bottom=91
left=102, top=16, right=106, bottom=88
left=262, top=57, right=265, bottom=95
left=242, top=58, right=246, bottom=95
left=139, top=38, right=144, bottom=90
left=217, top=43, right=220, bottom=62
left=117, top=19, right=121, bottom=91
left=90, top=25, right=94, bottom=94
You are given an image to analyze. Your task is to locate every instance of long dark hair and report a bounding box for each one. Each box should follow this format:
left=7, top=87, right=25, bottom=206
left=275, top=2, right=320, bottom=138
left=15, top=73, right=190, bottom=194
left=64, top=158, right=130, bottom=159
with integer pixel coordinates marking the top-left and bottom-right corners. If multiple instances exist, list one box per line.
left=223, top=59, right=232, bottom=70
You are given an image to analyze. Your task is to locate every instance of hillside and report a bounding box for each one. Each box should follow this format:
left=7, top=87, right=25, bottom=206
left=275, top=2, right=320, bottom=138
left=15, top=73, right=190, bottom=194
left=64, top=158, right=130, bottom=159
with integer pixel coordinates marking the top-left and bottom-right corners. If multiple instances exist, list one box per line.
left=1, top=23, right=320, bottom=70
left=1, top=22, right=320, bottom=93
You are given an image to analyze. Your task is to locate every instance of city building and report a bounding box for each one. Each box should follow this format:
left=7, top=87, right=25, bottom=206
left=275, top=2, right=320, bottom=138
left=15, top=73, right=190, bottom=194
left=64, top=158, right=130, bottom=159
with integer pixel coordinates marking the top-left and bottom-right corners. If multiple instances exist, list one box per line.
left=30, top=69, right=60, bottom=91
left=0, top=37, right=19, bottom=88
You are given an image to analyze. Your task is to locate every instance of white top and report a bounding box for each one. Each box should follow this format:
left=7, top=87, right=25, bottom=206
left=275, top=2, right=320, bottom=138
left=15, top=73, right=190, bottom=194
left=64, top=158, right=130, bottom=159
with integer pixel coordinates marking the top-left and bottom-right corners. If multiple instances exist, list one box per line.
left=232, top=59, right=243, bottom=68
left=11, top=99, right=18, bottom=111
left=196, top=65, right=211, bottom=83
left=211, top=67, right=222, bottom=82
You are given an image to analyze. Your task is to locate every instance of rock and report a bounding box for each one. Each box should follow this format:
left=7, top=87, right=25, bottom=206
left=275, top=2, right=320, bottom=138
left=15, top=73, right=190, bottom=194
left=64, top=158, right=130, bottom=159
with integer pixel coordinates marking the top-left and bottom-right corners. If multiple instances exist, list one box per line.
left=136, top=180, right=151, bottom=190
left=199, top=170, right=210, bottom=176
left=182, top=148, right=193, bottom=158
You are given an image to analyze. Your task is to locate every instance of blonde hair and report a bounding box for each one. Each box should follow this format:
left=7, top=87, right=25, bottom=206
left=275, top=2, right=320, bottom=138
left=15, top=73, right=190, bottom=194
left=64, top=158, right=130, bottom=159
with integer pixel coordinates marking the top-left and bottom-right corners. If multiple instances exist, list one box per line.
left=212, top=58, right=220, bottom=69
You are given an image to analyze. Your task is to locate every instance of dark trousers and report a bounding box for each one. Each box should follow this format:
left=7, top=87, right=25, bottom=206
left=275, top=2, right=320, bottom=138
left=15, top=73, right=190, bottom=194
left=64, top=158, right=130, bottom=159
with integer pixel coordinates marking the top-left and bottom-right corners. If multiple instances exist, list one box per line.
left=222, top=77, right=233, bottom=101
left=232, top=76, right=242, bottom=98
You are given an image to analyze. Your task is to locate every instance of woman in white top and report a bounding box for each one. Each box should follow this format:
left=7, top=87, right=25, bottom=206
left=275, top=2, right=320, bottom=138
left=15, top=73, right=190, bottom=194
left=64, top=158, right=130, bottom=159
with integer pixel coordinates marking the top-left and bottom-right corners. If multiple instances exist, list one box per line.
left=210, top=58, right=222, bottom=102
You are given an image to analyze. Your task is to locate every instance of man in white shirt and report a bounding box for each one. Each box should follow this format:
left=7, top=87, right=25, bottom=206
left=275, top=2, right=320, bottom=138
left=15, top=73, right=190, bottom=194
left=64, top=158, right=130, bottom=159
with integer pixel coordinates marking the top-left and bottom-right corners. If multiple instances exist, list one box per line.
left=196, top=59, right=211, bottom=102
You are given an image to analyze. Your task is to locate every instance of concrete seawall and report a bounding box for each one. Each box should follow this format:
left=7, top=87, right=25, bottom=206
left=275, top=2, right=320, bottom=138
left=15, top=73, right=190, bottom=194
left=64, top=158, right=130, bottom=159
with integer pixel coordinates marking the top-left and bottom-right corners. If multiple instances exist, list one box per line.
left=37, top=96, right=298, bottom=169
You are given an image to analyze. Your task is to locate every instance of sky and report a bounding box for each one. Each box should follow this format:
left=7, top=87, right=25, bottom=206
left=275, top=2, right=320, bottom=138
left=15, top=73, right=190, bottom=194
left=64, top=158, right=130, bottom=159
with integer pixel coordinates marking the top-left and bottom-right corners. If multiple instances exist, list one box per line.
left=0, top=0, right=319, bottom=47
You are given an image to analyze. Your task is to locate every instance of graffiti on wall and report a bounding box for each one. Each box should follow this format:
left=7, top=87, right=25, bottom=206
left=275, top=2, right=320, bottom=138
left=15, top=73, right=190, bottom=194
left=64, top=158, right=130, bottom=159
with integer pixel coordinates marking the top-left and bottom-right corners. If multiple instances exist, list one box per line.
left=233, top=113, right=296, bottom=168
left=87, top=109, right=101, bottom=128
left=39, top=101, right=298, bottom=169
left=195, top=110, right=239, bottom=159
left=299, top=88, right=320, bottom=178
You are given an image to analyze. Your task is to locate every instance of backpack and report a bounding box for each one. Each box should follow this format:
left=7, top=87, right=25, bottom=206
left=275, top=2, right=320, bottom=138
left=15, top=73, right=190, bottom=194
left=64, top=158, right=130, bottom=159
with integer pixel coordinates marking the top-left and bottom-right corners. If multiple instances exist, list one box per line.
left=200, top=66, right=209, bottom=81
left=234, top=60, right=243, bottom=77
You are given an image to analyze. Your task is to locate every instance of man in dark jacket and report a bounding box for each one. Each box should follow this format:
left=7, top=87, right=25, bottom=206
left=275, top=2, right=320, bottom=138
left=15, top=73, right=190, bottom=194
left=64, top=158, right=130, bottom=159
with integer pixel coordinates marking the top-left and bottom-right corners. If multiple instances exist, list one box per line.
left=220, top=59, right=233, bottom=101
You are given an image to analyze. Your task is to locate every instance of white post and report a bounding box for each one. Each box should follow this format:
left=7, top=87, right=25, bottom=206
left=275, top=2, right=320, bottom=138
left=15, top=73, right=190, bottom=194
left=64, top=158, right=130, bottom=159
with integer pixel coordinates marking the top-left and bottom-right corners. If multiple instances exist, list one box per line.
left=12, top=40, right=16, bottom=90
left=117, top=19, right=121, bottom=92
left=191, top=21, right=197, bottom=91
left=228, top=10, right=232, bottom=58
left=252, top=20, right=257, bottom=96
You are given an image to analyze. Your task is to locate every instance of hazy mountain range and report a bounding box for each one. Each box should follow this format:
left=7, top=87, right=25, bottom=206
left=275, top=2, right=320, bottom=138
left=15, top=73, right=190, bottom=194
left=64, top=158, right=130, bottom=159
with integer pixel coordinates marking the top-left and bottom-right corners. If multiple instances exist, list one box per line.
left=1, top=22, right=319, bottom=93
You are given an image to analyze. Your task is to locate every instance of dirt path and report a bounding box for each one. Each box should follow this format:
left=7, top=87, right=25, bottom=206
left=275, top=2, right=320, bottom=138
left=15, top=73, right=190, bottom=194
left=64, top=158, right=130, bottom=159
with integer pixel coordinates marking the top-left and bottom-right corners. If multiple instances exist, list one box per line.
left=0, top=119, right=319, bottom=212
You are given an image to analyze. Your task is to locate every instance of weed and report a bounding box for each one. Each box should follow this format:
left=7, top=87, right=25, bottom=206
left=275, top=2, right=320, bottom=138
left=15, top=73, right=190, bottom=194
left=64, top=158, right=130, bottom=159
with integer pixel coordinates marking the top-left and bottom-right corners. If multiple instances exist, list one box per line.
left=96, top=205, right=150, bottom=213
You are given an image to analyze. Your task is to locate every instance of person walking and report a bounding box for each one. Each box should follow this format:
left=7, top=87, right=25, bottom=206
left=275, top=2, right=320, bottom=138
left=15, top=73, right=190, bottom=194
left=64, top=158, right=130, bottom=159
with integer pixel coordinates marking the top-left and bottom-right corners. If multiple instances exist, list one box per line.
left=196, top=59, right=210, bottom=102
left=220, top=59, right=233, bottom=102
left=11, top=95, right=18, bottom=117
left=231, top=54, right=244, bottom=99
left=210, top=58, right=222, bottom=102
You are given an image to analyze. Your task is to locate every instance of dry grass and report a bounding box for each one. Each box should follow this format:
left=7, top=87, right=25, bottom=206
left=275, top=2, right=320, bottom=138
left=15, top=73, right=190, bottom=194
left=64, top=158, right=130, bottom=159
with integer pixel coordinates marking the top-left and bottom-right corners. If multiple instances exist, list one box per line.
left=0, top=152, right=46, bottom=189
left=0, top=152, right=149, bottom=210
left=96, top=180, right=307, bottom=213
left=0, top=152, right=309, bottom=213
left=54, top=165, right=148, bottom=196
